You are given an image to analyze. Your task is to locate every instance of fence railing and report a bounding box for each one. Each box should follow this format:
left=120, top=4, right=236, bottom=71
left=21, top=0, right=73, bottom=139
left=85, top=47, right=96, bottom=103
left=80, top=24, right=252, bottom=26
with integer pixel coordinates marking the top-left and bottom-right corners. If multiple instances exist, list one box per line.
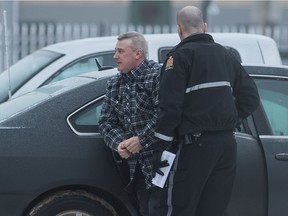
left=1, top=22, right=288, bottom=72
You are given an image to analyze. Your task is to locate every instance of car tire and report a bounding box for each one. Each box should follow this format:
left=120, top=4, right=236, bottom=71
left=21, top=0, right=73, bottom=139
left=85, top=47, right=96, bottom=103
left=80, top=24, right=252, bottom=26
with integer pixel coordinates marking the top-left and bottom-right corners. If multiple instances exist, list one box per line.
left=27, top=190, right=118, bottom=216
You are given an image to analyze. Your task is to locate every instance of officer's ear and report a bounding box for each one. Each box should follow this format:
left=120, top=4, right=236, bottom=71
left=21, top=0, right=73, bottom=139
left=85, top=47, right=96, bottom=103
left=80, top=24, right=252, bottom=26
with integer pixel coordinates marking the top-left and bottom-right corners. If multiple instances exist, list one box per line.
left=203, top=23, right=208, bottom=33
left=177, top=24, right=184, bottom=40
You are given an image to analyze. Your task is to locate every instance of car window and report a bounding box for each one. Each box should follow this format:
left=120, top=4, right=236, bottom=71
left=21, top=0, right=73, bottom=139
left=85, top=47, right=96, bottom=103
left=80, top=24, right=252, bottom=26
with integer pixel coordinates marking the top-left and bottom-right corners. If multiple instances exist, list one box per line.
left=68, top=97, right=104, bottom=135
left=254, top=77, right=288, bottom=136
left=158, top=47, right=173, bottom=64
left=44, top=52, right=115, bottom=85
left=0, top=50, right=63, bottom=103
left=68, top=76, right=288, bottom=137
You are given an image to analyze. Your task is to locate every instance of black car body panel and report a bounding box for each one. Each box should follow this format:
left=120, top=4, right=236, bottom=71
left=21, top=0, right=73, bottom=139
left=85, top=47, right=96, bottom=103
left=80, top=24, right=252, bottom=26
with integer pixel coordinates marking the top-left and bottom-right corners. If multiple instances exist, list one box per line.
left=0, top=66, right=287, bottom=216
left=0, top=70, right=138, bottom=215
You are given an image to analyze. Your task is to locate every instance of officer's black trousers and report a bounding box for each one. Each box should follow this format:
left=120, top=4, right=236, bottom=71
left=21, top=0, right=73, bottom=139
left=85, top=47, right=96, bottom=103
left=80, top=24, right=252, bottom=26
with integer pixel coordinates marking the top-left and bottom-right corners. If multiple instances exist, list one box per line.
left=149, top=131, right=237, bottom=216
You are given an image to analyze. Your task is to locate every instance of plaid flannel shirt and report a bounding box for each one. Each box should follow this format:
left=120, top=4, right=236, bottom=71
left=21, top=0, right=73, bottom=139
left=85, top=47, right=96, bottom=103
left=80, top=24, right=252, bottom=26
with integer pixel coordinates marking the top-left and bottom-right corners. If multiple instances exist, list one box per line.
left=99, top=59, right=160, bottom=188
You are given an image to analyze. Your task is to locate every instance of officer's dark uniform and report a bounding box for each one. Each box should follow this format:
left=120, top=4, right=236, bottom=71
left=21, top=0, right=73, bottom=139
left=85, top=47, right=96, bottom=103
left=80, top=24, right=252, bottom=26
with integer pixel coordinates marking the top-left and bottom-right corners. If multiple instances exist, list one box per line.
left=151, top=33, right=260, bottom=216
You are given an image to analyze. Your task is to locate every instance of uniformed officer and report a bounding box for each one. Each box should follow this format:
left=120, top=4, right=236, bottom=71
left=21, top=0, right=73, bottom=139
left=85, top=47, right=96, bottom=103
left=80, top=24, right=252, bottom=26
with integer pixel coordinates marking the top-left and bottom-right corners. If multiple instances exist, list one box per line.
left=150, top=6, right=260, bottom=216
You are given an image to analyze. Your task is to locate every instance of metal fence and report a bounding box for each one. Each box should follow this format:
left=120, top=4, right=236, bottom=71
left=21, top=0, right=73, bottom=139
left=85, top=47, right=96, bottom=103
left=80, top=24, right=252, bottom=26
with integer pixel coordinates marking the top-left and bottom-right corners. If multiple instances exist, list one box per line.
left=1, top=22, right=288, bottom=71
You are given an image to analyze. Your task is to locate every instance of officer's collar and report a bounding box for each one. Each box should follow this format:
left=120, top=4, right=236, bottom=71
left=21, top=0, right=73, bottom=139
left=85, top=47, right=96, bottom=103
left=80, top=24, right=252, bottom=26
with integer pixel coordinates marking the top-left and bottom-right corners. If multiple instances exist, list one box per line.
left=168, top=33, right=214, bottom=55
left=182, top=32, right=213, bottom=43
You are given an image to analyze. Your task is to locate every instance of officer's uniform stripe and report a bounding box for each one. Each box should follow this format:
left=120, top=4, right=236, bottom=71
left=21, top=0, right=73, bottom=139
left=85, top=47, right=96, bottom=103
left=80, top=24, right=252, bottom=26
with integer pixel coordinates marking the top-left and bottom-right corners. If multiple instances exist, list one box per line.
left=154, top=132, right=174, bottom=141
left=186, top=81, right=231, bottom=93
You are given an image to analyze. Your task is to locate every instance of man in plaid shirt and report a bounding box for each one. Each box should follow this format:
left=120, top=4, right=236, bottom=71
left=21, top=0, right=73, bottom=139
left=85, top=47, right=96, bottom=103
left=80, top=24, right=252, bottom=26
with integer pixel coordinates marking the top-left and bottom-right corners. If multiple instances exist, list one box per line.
left=99, top=31, right=161, bottom=216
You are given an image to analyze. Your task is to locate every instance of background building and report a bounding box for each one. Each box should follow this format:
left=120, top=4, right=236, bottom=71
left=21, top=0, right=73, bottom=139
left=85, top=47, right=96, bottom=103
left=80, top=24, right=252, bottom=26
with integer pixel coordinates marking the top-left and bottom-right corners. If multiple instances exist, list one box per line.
left=1, top=0, right=288, bottom=71
left=10, top=1, right=287, bottom=28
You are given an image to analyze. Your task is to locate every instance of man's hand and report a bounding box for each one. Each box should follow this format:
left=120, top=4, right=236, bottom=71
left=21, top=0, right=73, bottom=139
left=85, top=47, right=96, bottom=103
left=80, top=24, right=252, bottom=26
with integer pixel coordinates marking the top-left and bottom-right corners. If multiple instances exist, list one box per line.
left=118, top=136, right=143, bottom=159
left=117, top=142, right=131, bottom=159
left=121, top=136, right=143, bottom=154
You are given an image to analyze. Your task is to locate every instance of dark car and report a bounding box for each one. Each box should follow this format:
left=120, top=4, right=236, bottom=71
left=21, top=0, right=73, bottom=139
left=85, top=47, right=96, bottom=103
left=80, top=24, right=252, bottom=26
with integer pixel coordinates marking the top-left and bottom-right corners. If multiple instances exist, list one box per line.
left=0, top=65, right=287, bottom=216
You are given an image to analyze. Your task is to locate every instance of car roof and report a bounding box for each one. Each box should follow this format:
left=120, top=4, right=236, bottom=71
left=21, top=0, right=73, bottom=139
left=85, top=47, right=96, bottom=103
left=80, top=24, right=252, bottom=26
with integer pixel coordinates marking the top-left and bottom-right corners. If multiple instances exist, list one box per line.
left=44, top=36, right=118, bottom=54
left=245, top=64, right=288, bottom=77
left=146, top=33, right=282, bottom=65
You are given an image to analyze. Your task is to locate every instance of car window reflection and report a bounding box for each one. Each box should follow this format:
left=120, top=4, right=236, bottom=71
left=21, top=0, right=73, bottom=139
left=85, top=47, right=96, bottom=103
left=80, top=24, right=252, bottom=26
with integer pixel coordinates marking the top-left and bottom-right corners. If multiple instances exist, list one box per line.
left=255, top=78, right=288, bottom=136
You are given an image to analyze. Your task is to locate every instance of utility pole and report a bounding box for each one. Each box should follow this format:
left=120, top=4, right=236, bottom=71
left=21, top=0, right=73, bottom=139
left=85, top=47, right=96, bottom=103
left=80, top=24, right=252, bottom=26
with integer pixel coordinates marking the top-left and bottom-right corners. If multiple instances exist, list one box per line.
left=0, top=0, right=19, bottom=72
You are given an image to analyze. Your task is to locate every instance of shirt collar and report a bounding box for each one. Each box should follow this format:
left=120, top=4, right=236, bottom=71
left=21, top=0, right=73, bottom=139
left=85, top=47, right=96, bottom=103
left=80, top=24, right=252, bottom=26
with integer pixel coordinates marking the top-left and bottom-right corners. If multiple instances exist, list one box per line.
left=120, top=59, right=149, bottom=81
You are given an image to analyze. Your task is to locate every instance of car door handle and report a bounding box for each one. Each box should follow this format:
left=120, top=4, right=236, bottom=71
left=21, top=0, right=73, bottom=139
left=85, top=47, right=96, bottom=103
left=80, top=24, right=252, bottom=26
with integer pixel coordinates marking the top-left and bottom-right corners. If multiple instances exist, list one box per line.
left=275, top=153, right=288, bottom=161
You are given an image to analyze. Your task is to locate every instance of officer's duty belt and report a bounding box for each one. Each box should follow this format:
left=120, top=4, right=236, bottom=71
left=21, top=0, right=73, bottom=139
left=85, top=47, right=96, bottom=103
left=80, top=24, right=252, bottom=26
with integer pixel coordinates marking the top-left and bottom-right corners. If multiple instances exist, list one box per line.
left=182, top=132, right=201, bottom=145
left=182, top=130, right=233, bottom=145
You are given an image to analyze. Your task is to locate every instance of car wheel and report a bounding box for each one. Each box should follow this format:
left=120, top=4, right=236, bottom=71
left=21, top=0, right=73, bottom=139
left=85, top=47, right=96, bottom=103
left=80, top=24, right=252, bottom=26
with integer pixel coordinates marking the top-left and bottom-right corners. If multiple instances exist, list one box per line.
left=27, top=190, right=118, bottom=216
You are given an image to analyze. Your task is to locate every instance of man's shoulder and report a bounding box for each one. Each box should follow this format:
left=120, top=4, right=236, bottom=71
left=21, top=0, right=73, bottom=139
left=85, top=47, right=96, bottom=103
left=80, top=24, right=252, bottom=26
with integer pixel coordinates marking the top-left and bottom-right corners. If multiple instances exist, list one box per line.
left=145, top=60, right=161, bottom=75
left=107, top=73, right=121, bottom=87
left=146, top=59, right=161, bottom=69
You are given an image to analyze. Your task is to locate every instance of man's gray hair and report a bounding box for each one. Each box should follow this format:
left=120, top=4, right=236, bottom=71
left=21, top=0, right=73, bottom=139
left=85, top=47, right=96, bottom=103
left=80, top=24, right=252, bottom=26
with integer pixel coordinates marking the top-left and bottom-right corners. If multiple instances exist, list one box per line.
left=117, top=31, right=148, bottom=59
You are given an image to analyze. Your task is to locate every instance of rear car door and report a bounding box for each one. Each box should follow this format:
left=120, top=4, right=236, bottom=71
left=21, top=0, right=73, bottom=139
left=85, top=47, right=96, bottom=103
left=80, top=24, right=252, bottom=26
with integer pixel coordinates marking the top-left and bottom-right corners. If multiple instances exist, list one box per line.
left=226, top=119, right=267, bottom=216
left=67, top=95, right=130, bottom=185
left=252, top=75, right=288, bottom=216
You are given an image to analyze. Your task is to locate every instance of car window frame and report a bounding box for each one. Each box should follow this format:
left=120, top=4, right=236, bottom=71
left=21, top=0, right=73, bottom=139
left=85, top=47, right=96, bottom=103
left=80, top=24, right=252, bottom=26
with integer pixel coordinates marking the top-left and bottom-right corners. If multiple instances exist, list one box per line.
left=42, top=51, right=115, bottom=86
left=67, top=95, right=105, bottom=136
left=67, top=74, right=288, bottom=138
left=0, top=50, right=63, bottom=103
left=253, top=75, right=288, bottom=136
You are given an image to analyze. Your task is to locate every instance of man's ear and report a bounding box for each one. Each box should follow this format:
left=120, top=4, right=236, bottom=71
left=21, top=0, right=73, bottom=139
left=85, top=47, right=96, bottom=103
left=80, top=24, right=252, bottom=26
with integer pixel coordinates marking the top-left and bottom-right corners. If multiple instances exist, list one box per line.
left=135, top=49, right=143, bottom=60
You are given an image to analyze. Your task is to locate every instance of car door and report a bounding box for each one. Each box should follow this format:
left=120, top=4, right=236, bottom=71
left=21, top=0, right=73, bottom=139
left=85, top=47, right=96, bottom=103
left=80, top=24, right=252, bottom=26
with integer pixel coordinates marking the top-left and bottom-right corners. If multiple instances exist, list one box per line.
left=67, top=95, right=130, bottom=185
left=225, top=116, right=267, bottom=216
left=252, top=76, right=288, bottom=216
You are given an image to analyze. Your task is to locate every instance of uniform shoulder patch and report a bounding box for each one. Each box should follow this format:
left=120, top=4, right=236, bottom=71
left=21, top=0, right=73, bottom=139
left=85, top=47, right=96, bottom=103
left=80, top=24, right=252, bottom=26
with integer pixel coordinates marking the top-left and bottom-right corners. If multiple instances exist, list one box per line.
left=165, top=56, right=174, bottom=71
